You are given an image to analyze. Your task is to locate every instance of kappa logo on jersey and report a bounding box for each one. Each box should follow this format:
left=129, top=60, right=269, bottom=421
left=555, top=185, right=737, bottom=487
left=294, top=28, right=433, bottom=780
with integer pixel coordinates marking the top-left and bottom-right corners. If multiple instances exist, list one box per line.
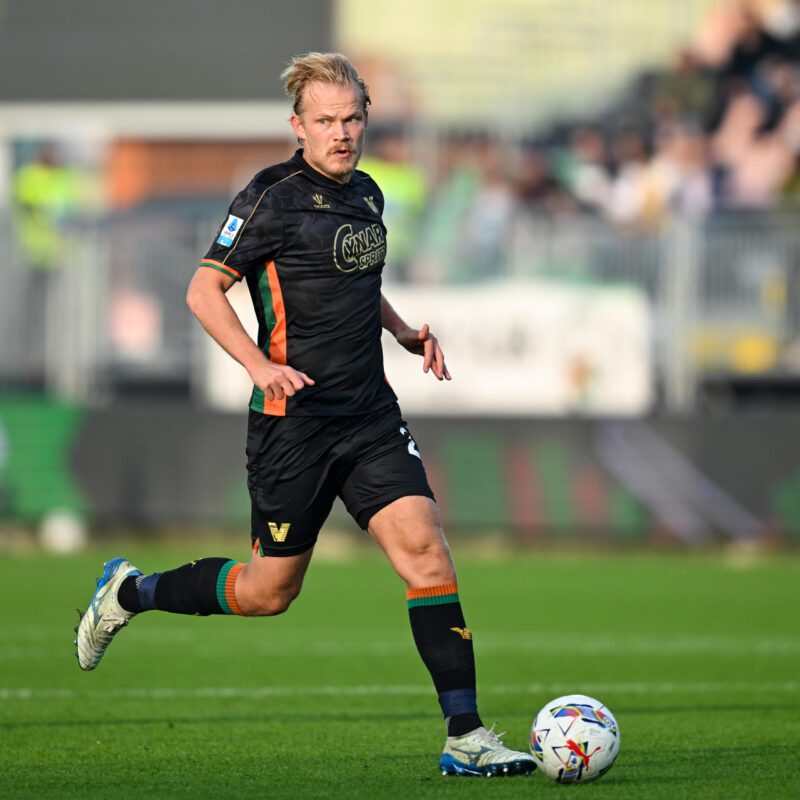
left=217, top=215, right=244, bottom=247
left=333, top=222, right=386, bottom=272
left=363, top=195, right=378, bottom=214
left=268, top=522, right=291, bottom=542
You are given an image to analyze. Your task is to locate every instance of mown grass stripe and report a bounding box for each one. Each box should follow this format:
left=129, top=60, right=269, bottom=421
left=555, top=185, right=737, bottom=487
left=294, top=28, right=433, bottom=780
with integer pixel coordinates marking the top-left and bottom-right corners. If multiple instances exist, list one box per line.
left=2, top=680, right=797, bottom=701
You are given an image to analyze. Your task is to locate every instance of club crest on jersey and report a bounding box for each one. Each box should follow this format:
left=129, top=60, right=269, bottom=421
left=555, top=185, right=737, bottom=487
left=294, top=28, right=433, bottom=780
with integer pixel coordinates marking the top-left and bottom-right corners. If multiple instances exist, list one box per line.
left=333, top=222, right=387, bottom=273
left=313, top=193, right=331, bottom=209
left=217, top=215, right=244, bottom=247
left=363, top=195, right=378, bottom=214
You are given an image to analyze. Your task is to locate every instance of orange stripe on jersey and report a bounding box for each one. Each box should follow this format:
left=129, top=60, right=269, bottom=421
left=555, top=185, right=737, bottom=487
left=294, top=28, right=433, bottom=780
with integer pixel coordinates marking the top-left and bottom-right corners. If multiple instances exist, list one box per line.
left=262, top=260, right=288, bottom=416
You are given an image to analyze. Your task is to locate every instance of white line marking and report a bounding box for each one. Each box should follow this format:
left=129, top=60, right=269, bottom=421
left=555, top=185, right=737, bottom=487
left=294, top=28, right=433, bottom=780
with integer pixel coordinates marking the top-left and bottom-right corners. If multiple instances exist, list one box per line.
left=1, top=681, right=797, bottom=701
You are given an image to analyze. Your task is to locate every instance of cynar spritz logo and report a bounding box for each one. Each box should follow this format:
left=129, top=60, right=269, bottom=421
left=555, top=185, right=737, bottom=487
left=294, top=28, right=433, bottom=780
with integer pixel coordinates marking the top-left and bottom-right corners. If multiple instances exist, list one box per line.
left=333, top=222, right=386, bottom=272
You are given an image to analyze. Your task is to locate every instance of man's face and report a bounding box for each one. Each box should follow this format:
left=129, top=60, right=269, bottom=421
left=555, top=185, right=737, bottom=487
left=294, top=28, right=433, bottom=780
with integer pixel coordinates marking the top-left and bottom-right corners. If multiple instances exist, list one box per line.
left=291, top=81, right=367, bottom=183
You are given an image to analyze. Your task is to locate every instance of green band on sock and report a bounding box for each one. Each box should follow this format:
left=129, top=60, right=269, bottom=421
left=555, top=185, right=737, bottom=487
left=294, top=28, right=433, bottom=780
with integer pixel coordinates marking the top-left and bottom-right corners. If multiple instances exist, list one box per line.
left=407, top=593, right=459, bottom=609
left=215, top=560, right=238, bottom=614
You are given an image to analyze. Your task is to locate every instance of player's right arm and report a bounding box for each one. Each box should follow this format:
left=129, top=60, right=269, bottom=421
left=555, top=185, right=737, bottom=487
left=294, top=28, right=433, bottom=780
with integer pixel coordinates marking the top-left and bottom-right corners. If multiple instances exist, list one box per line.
left=186, top=266, right=314, bottom=401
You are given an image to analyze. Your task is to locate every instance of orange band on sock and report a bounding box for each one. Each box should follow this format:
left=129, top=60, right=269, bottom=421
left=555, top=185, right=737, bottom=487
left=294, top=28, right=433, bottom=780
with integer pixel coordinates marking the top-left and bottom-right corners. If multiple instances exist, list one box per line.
left=225, top=562, right=245, bottom=616
left=406, top=582, right=459, bottom=601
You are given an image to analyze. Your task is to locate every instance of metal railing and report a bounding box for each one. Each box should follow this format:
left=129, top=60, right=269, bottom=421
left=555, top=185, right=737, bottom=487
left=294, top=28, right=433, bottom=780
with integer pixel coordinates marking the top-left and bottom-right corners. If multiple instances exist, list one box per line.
left=2, top=208, right=800, bottom=412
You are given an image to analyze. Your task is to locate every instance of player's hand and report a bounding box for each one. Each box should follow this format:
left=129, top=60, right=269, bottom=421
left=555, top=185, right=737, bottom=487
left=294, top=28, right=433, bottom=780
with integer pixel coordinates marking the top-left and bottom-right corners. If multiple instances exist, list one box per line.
left=394, top=323, right=451, bottom=381
left=251, top=360, right=315, bottom=401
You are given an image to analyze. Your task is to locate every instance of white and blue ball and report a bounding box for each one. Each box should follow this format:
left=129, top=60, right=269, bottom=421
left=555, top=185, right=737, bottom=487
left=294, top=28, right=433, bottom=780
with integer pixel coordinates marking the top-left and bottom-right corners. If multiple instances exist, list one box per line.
left=530, top=694, right=620, bottom=783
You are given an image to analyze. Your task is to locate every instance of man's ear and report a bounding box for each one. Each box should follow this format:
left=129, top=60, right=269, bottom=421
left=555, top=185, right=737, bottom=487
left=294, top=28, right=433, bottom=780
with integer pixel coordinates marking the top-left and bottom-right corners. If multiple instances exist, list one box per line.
left=290, top=114, right=304, bottom=141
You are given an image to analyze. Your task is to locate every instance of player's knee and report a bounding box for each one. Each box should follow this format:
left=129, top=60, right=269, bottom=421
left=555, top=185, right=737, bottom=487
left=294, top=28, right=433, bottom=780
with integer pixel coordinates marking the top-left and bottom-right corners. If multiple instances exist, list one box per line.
left=404, top=540, right=456, bottom=586
left=246, top=585, right=300, bottom=616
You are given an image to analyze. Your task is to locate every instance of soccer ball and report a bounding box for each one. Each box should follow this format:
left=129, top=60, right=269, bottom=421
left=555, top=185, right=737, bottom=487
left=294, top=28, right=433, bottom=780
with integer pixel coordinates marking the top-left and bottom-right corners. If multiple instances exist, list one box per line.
left=530, top=694, right=620, bottom=783
left=38, top=508, right=88, bottom=555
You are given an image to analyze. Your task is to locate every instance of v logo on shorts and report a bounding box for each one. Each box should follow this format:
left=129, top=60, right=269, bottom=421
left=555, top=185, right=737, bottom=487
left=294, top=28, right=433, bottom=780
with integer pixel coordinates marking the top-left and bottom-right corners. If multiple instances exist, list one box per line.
left=268, top=522, right=291, bottom=542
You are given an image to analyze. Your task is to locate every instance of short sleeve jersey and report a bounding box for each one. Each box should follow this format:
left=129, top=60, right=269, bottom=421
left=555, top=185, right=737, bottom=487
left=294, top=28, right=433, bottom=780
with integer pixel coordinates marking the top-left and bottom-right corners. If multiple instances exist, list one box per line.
left=201, top=149, right=397, bottom=417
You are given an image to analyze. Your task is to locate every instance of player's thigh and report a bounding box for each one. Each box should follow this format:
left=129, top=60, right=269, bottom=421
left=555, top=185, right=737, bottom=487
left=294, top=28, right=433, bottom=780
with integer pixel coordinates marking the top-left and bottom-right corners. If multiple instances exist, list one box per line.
left=367, top=495, right=456, bottom=588
left=338, top=408, right=449, bottom=586
left=246, top=411, right=340, bottom=558
left=338, top=408, right=435, bottom=530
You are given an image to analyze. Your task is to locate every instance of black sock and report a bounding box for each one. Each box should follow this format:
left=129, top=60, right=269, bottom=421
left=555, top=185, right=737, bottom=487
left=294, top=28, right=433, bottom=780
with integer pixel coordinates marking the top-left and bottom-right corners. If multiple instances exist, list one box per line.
left=406, top=583, right=483, bottom=736
left=117, top=575, right=144, bottom=613
left=118, top=558, right=244, bottom=616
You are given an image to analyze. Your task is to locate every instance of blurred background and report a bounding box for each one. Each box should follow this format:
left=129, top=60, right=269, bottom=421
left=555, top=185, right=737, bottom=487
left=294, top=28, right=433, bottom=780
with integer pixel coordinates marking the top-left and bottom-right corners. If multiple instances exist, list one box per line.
left=2, top=0, right=800, bottom=550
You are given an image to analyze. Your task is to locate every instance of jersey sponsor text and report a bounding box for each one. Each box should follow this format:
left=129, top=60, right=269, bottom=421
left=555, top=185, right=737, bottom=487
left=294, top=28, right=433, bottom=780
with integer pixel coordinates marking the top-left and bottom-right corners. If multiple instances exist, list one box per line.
left=334, top=223, right=387, bottom=272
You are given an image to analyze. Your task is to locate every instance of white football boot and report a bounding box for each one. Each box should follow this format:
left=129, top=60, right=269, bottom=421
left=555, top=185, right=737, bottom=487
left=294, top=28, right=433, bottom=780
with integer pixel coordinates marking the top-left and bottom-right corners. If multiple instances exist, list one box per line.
left=75, top=558, right=142, bottom=670
left=439, top=724, right=537, bottom=777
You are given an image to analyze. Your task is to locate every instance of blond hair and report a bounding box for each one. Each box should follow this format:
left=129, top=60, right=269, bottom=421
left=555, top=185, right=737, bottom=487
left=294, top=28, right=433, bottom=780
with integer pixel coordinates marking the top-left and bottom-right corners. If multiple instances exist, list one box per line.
left=281, top=52, right=371, bottom=116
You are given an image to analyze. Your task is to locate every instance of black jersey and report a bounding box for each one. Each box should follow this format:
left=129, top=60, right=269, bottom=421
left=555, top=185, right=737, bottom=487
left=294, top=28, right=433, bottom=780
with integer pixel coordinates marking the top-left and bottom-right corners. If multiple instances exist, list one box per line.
left=201, top=150, right=397, bottom=417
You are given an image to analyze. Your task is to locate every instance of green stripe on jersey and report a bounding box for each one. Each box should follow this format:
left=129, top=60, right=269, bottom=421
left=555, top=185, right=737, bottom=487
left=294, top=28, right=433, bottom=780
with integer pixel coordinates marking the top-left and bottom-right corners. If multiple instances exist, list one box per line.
left=258, top=265, right=277, bottom=355
left=250, top=386, right=265, bottom=414
left=252, top=265, right=278, bottom=414
left=202, top=261, right=242, bottom=282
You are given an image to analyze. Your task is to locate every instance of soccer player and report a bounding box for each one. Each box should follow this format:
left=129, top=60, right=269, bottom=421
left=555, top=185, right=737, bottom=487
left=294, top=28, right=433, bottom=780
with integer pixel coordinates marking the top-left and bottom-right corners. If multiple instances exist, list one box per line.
left=75, top=52, right=535, bottom=778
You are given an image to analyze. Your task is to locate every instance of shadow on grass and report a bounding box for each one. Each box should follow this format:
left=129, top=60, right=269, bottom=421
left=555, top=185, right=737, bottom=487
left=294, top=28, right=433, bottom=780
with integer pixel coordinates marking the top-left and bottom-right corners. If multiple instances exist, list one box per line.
left=614, top=702, right=800, bottom=715
left=0, top=708, right=440, bottom=731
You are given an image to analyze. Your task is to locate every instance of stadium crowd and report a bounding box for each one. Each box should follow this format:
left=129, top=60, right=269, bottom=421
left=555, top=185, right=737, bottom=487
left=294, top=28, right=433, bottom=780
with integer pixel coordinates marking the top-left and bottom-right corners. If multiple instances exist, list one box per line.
left=391, top=0, right=800, bottom=283
left=561, top=0, right=800, bottom=224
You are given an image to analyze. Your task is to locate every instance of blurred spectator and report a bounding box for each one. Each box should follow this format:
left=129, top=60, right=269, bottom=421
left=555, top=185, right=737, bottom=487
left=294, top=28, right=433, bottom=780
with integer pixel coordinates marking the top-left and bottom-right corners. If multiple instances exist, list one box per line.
left=515, top=147, right=578, bottom=218
left=760, top=0, right=800, bottom=40
left=359, top=131, right=427, bottom=282
left=8, top=143, right=85, bottom=388
left=692, top=0, right=752, bottom=70
left=563, top=127, right=613, bottom=214
left=461, top=157, right=516, bottom=277
left=412, top=135, right=483, bottom=282
left=11, top=143, right=83, bottom=270
left=108, top=274, right=163, bottom=363
left=607, top=128, right=652, bottom=225
left=646, top=48, right=719, bottom=128
left=777, top=99, right=800, bottom=201
left=640, top=120, right=715, bottom=222
left=663, top=121, right=716, bottom=218
left=392, top=0, right=800, bottom=268
left=721, top=5, right=784, bottom=81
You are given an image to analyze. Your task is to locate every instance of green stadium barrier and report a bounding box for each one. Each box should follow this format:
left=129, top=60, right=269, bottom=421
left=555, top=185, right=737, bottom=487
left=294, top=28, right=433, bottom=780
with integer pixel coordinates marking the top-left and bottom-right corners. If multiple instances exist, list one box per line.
left=2, top=395, right=799, bottom=544
left=0, top=395, right=87, bottom=522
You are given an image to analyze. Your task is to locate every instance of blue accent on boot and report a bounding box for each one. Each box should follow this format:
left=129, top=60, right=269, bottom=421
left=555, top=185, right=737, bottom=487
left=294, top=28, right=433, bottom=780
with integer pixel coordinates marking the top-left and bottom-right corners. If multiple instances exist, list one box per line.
left=439, top=754, right=483, bottom=776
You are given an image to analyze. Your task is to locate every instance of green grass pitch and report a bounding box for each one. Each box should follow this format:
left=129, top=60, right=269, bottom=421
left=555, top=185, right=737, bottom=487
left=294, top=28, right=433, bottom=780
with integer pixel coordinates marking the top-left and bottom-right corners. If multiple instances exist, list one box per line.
left=1, top=541, right=798, bottom=799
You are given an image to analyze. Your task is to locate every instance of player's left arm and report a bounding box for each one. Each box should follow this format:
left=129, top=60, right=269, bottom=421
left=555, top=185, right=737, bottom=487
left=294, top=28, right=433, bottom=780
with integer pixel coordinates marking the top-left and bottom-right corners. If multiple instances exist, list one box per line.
left=380, top=293, right=451, bottom=381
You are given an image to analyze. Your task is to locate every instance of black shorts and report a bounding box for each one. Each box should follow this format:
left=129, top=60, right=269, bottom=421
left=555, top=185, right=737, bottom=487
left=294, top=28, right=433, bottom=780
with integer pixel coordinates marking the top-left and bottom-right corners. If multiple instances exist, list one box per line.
left=246, top=403, right=434, bottom=557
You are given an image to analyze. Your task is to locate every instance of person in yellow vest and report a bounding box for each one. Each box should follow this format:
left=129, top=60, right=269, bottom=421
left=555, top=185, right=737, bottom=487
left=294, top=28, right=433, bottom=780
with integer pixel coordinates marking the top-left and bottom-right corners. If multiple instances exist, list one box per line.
left=359, top=131, right=427, bottom=282
left=12, top=144, right=83, bottom=270
left=10, top=144, right=84, bottom=387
